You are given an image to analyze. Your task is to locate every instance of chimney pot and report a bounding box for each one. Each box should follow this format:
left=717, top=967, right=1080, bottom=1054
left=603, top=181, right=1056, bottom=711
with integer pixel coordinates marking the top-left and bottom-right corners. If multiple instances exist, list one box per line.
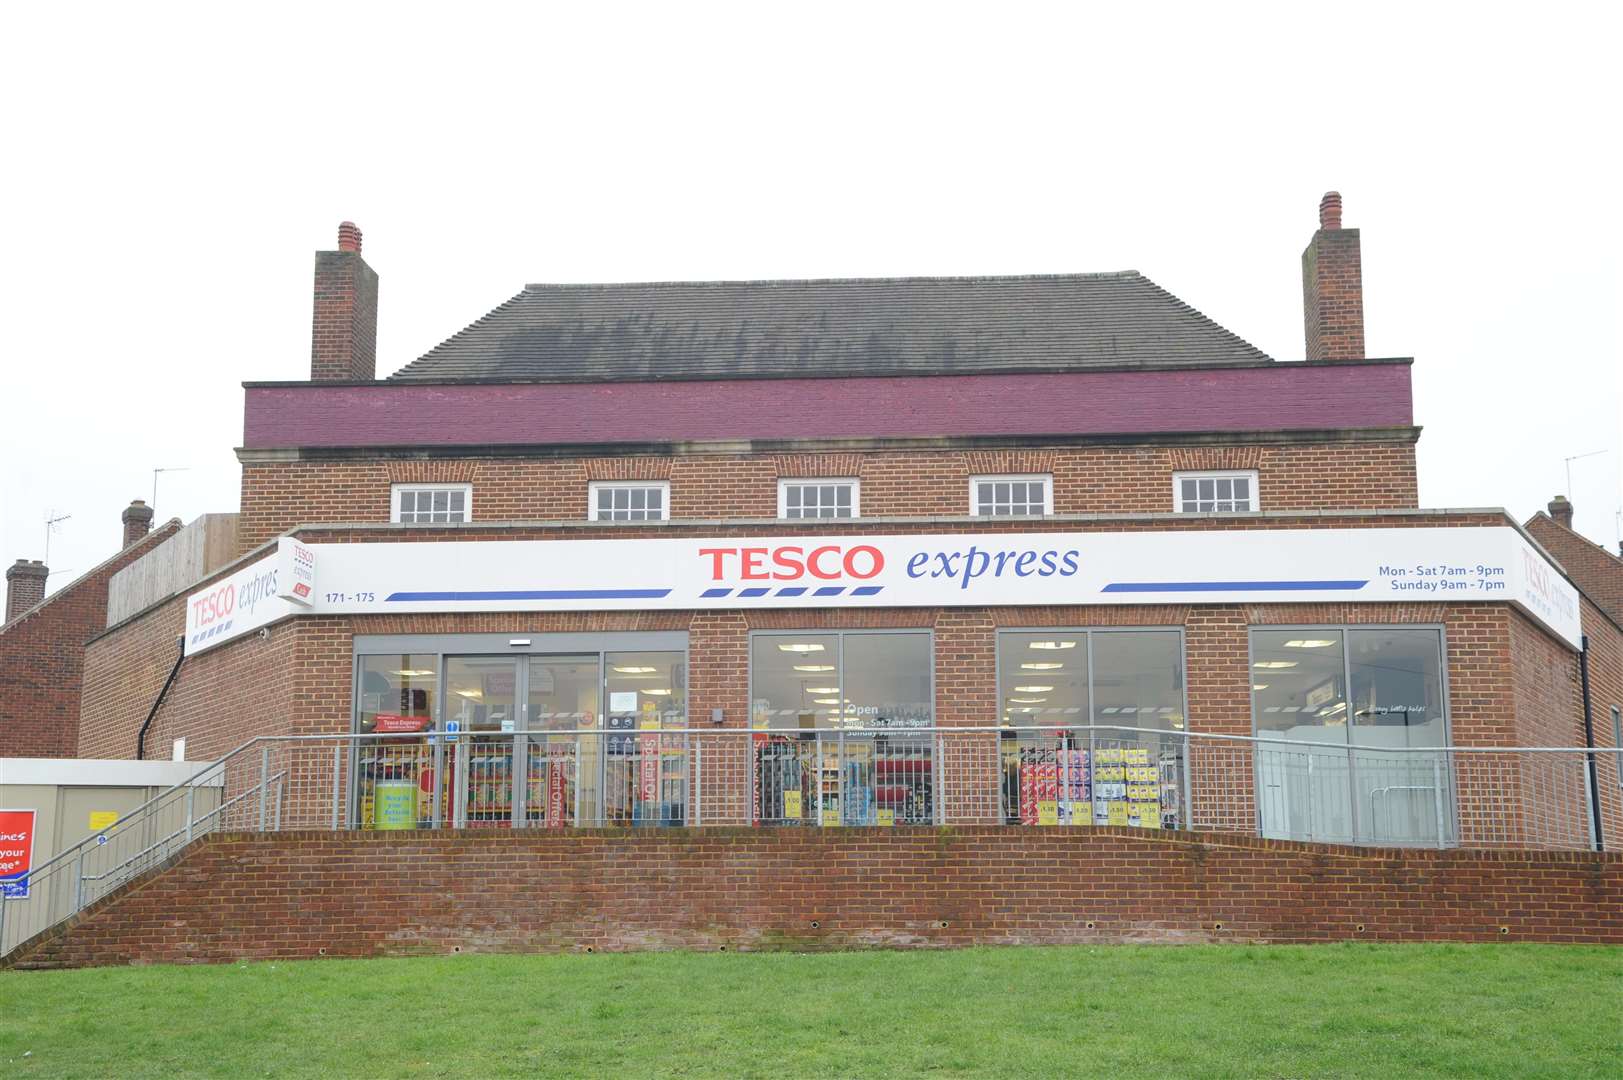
left=6, top=558, right=49, bottom=622
left=122, top=498, right=155, bottom=547
left=1547, top=495, right=1574, bottom=529
left=337, top=221, right=363, bottom=253
left=1319, top=191, right=1343, bottom=230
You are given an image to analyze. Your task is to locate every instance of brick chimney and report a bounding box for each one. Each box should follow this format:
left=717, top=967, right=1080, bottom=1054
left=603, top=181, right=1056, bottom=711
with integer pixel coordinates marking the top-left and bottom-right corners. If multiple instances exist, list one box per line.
left=122, top=499, right=154, bottom=547
left=1301, top=191, right=1365, bottom=361
left=310, top=221, right=379, bottom=381
left=6, top=559, right=48, bottom=622
left=1547, top=495, right=1574, bottom=529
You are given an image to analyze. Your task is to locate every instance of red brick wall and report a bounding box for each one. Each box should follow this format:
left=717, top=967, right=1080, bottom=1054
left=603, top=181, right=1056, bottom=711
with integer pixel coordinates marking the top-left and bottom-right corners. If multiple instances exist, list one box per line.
left=77, top=593, right=298, bottom=763
left=237, top=441, right=1420, bottom=553
left=0, top=523, right=179, bottom=758
left=9, top=827, right=1618, bottom=968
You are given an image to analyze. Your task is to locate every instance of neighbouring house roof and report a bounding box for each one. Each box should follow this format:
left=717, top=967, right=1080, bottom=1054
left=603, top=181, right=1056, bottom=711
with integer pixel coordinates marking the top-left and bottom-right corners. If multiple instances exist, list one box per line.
left=1526, top=513, right=1623, bottom=628
left=391, top=271, right=1274, bottom=383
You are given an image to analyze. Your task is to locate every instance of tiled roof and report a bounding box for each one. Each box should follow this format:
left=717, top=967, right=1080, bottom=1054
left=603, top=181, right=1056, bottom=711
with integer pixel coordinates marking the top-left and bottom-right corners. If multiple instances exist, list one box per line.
left=391, top=271, right=1272, bottom=382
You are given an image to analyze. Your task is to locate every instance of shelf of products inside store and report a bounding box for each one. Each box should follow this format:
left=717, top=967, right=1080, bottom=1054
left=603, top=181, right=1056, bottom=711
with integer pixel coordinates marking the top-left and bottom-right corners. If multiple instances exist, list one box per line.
left=1010, top=743, right=1182, bottom=828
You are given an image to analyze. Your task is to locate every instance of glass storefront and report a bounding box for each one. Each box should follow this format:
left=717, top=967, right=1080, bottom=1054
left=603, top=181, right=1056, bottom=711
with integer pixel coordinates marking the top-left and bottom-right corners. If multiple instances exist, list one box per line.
left=350, top=634, right=687, bottom=830
left=995, top=630, right=1186, bottom=827
left=749, top=630, right=934, bottom=825
left=1251, top=627, right=1452, bottom=845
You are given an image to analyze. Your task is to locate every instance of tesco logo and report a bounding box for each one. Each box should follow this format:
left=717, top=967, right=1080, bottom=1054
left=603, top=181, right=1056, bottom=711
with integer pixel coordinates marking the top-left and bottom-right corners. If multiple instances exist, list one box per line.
left=699, top=545, right=884, bottom=581
left=190, top=583, right=236, bottom=626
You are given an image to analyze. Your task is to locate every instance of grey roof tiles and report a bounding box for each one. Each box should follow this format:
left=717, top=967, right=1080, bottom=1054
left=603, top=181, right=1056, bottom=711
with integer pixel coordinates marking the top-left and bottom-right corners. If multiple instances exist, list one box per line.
left=390, top=270, right=1273, bottom=382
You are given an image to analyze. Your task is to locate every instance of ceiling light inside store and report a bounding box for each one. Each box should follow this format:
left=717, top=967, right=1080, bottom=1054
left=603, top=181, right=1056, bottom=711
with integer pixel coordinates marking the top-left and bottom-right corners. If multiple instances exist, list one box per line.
left=1013, top=685, right=1054, bottom=693
left=1020, top=662, right=1064, bottom=670
left=1283, top=639, right=1337, bottom=649
left=1253, top=661, right=1298, bottom=669
left=813, top=698, right=842, bottom=705
left=388, top=669, right=436, bottom=678
left=453, top=689, right=483, bottom=699
left=643, top=688, right=673, bottom=696
left=793, top=664, right=835, bottom=672
left=613, top=666, right=659, bottom=674
left=1028, top=641, right=1077, bottom=650
left=1252, top=684, right=1269, bottom=691
left=1007, top=697, right=1047, bottom=704
left=777, top=643, right=826, bottom=653
left=804, top=687, right=840, bottom=694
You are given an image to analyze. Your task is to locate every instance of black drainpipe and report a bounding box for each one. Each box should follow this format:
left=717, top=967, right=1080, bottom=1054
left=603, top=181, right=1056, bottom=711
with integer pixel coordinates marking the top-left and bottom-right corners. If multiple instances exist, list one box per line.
left=136, top=634, right=186, bottom=761
left=1579, top=634, right=1603, bottom=852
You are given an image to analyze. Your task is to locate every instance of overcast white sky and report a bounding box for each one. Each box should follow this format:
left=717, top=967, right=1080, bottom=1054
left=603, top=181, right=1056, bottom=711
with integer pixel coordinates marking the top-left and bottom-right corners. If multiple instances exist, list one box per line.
left=3, top=2, right=1619, bottom=596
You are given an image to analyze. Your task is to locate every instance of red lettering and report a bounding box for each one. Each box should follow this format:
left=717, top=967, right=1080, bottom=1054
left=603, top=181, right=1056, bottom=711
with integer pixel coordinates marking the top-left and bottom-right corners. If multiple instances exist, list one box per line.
left=807, top=545, right=842, bottom=579
left=771, top=546, right=805, bottom=580
left=191, top=584, right=236, bottom=626
left=740, top=547, right=769, bottom=579
left=698, top=547, right=735, bottom=580
left=843, top=545, right=884, bottom=579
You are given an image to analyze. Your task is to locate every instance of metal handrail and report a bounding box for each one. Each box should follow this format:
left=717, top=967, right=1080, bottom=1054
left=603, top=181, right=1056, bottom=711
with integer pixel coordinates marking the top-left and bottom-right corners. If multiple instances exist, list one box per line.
left=6, top=723, right=1617, bottom=959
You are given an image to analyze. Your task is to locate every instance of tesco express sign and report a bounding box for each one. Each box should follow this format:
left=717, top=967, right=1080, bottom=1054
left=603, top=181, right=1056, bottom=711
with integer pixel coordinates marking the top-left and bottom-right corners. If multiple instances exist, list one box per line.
left=184, top=528, right=1582, bottom=652
left=184, top=538, right=312, bottom=654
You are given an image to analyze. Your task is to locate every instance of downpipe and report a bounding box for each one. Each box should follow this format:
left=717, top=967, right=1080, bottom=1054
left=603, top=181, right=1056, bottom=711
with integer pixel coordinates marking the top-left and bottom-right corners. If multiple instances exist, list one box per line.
left=135, top=634, right=186, bottom=760
left=1579, top=634, right=1603, bottom=851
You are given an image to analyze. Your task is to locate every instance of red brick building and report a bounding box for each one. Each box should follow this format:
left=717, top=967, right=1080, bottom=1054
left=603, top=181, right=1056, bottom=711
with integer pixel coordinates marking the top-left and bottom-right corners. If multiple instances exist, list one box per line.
left=68, top=194, right=1623, bottom=852
left=0, top=503, right=179, bottom=758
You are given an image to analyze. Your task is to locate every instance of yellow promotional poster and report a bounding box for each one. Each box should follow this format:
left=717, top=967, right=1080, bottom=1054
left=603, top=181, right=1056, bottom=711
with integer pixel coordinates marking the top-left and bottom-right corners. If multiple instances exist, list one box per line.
left=88, top=810, right=119, bottom=831
left=821, top=808, right=842, bottom=826
left=1107, top=802, right=1130, bottom=826
left=1138, top=807, right=1163, bottom=829
left=782, top=790, right=802, bottom=819
left=877, top=809, right=895, bottom=826
left=1037, top=800, right=1059, bottom=826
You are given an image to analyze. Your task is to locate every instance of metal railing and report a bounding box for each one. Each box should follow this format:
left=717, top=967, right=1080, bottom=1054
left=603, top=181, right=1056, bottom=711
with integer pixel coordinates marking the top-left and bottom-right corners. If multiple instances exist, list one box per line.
left=4, top=725, right=1619, bottom=956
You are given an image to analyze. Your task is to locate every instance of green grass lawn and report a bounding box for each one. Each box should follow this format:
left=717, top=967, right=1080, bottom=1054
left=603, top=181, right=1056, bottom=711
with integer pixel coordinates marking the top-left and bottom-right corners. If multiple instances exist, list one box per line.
left=2, top=944, right=1619, bottom=1078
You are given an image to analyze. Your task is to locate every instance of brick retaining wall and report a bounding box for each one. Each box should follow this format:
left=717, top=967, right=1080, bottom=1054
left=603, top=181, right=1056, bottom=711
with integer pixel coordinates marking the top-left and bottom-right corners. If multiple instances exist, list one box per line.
left=7, top=827, right=1619, bottom=969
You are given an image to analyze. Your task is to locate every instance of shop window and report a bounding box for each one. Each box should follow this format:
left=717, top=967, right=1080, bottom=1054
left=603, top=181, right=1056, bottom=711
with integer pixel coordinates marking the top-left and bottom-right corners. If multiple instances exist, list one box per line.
left=1173, top=471, right=1256, bottom=513
left=1251, top=627, right=1451, bottom=845
left=778, top=479, right=858, bottom=519
left=970, top=475, right=1051, bottom=517
left=1613, top=706, right=1622, bottom=790
left=750, top=630, right=933, bottom=826
left=392, top=483, right=471, bottom=524
left=996, top=630, right=1185, bottom=828
left=589, top=482, right=668, bottom=522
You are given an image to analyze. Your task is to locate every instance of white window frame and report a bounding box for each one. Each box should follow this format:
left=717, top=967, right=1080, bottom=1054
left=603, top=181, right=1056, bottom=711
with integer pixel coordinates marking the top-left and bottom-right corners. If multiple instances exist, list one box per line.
left=968, top=474, right=1052, bottom=517
left=391, top=483, right=472, bottom=524
left=588, top=480, right=671, bottom=523
left=777, top=478, right=860, bottom=520
left=1172, top=470, right=1259, bottom=514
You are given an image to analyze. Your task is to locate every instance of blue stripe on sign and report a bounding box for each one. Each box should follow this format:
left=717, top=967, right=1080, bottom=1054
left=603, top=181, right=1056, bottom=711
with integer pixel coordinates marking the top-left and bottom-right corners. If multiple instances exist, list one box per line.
left=700, top=588, right=732, bottom=598
left=1101, top=580, right=1368, bottom=593
left=813, top=586, right=845, bottom=597
left=775, top=587, right=808, bottom=597
left=850, top=586, right=884, bottom=596
left=386, top=589, right=673, bottom=601
left=738, top=587, right=770, bottom=598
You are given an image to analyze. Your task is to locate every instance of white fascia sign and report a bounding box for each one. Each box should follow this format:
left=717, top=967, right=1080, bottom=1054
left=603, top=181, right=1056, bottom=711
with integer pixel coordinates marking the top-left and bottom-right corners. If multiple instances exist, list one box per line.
left=182, top=526, right=1583, bottom=654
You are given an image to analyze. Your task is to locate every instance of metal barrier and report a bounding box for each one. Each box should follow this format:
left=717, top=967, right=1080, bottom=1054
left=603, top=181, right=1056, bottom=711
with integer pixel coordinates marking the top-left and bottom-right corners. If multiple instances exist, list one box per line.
left=3, top=725, right=1619, bottom=956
